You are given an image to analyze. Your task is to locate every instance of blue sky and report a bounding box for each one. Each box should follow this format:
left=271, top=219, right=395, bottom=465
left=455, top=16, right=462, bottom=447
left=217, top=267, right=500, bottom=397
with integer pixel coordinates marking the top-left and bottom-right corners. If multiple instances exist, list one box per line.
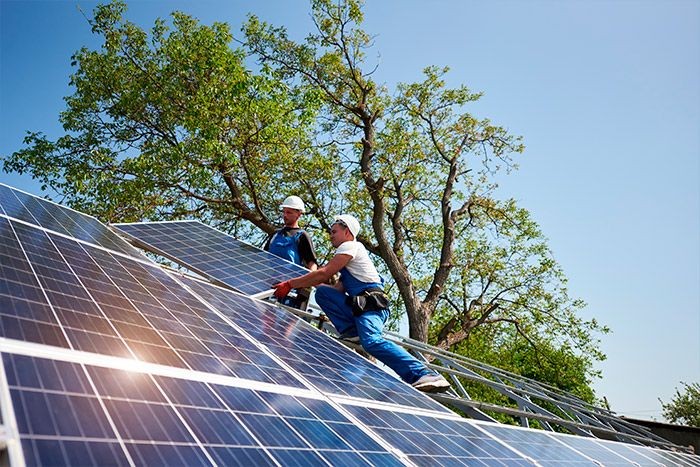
left=1, top=0, right=698, bottom=422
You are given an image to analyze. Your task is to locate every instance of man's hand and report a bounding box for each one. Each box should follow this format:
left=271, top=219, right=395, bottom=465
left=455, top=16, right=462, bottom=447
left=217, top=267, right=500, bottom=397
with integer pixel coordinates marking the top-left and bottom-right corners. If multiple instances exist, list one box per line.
left=273, top=280, right=292, bottom=300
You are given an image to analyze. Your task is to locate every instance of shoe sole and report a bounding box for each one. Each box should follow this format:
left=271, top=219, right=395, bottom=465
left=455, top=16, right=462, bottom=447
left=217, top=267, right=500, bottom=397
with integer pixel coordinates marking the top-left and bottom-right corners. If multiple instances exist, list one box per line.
left=413, top=382, right=451, bottom=393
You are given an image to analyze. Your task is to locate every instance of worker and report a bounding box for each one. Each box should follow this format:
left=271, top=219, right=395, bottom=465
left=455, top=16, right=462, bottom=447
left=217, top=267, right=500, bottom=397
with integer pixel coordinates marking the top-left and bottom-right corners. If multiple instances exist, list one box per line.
left=264, top=195, right=318, bottom=309
left=273, top=214, right=451, bottom=393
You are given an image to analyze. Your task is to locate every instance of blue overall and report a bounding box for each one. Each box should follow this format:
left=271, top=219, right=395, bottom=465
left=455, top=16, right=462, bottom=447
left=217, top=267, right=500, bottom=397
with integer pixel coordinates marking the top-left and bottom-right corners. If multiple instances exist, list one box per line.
left=314, top=269, right=432, bottom=384
left=268, top=230, right=303, bottom=265
left=269, top=230, right=307, bottom=308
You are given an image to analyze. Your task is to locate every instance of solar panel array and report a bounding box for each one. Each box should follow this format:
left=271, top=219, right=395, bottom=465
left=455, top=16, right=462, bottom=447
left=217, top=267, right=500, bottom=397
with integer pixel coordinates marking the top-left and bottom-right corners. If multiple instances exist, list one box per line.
left=1, top=182, right=698, bottom=466
left=114, top=221, right=308, bottom=296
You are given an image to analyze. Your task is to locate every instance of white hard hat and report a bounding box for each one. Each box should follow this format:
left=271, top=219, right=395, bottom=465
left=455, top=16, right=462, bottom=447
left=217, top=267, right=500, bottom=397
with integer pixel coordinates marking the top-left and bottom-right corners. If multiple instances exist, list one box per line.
left=280, top=195, right=306, bottom=213
left=332, top=214, right=361, bottom=239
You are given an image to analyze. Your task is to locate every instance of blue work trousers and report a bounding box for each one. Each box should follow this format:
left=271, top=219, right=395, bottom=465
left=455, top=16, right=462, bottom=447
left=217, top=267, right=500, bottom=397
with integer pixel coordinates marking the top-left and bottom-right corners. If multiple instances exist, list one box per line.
left=315, top=284, right=431, bottom=384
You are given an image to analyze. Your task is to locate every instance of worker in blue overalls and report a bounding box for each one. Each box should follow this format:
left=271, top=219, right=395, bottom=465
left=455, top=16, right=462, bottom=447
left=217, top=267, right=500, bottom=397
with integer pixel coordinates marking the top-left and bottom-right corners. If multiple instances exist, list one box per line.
left=272, top=214, right=451, bottom=393
left=264, top=196, right=318, bottom=309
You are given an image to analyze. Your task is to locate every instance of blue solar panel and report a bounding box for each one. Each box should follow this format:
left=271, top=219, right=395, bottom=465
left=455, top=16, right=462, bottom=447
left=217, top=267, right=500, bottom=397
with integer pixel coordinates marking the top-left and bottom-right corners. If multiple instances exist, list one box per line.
left=547, top=432, right=697, bottom=467
left=478, top=423, right=649, bottom=466
left=0, top=183, right=138, bottom=257
left=601, top=441, right=700, bottom=467
left=113, top=220, right=308, bottom=295
left=509, top=426, right=700, bottom=466
left=2, top=352, right=406, bottom=466
left=3, top=184, right=697, bottom=467
left=181, top=274, right=453, bottom=412
left=345, top=404, right=536, bottom=465
left=0, top=217, right=304, bottom=387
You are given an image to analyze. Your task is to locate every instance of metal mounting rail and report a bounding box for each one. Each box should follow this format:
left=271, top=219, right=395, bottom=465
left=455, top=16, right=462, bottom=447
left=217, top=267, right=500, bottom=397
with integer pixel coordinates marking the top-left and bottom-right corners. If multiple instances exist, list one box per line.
left=278, top=301, right=691, bottom=454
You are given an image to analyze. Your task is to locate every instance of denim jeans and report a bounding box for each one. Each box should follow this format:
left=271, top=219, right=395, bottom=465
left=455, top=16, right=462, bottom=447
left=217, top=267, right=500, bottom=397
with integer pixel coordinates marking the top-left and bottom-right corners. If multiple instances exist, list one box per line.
left=315, top=284, right=431, bottom=384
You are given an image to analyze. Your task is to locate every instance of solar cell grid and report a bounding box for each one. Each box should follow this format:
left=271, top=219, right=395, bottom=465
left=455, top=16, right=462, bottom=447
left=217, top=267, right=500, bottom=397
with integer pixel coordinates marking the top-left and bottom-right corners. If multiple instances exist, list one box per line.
left=3, top=354, right=131, bottom=466
left=0, top=183, right=137, bottom=257
left=182, top=274, right=452, bottom=412
left=114, top=220, right=308, bottom=295
left=550, top=434, right=672, bottom=467
left=3, top=353, right=407, bottom=466
left=102, top=249, right=288, bottom=383
left=477, top=423, right=608, bottom=466
left=12, top=219, right=171, bottom=362
left=2, top=218, right=306, bottom=388
left=625, top=445, right=700, bottom=467
left=345, top=404, right=534, bottom=466
left=0, top=217, right=71, bottom=349
left=609, top=443, right=677, bottom=467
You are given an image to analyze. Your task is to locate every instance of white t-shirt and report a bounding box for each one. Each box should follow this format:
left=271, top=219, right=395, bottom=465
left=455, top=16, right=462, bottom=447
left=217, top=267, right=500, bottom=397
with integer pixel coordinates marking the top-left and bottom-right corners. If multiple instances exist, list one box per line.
left=335, top=240, right=381, bottom=284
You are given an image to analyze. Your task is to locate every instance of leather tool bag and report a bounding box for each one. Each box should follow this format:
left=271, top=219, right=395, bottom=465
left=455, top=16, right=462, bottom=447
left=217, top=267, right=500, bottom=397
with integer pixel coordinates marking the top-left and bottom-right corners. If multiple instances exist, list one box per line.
left=348, top=288, right=389, bottom=317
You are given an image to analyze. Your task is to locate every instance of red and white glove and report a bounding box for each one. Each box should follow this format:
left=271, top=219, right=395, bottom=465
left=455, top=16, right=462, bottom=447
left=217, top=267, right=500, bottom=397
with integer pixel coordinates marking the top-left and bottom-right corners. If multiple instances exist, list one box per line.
left=273, top=280, right=293, bottom=300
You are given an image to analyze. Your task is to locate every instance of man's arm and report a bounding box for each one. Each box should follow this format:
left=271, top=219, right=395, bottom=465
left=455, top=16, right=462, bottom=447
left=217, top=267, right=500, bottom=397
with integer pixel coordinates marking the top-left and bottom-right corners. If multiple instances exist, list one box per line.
left=290, top=253, right=350, bottom=288
left=298, top=231, right=318, bottom=271
left=273, top=254, right=350, bottom=298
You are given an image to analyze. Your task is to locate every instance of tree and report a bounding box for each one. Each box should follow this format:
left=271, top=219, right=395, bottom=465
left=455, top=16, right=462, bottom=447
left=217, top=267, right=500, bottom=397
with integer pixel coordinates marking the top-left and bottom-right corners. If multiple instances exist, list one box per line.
left=4, top=0, right=608, bottom=389
left=242, top=0, right=607, bottom=355
left=660, top=382, right=700, bottom=427
left=4, top=0, right=336, bottom=240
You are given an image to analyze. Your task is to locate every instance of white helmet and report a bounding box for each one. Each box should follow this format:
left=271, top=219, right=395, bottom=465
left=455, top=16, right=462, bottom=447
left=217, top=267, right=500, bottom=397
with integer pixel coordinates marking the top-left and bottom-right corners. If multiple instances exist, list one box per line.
left=333, top=214, right=360, bottom=239
left=280, top=195, right=306, bottom=213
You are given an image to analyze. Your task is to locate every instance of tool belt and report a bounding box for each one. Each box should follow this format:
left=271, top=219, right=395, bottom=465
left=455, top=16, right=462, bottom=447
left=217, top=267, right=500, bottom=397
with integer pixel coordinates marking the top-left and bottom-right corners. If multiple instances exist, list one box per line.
left=346, top=287, right=389, bottom=317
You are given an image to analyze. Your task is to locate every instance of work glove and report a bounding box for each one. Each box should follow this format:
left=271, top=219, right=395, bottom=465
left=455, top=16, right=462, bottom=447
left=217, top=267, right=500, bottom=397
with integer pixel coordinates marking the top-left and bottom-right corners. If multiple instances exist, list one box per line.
left=273, top=280, right=293, bottom=300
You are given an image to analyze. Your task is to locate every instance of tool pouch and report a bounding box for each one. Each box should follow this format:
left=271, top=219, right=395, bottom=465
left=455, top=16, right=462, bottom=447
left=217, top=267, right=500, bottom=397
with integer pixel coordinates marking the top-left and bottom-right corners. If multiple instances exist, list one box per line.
left=348, top=288, right=389, bottom=317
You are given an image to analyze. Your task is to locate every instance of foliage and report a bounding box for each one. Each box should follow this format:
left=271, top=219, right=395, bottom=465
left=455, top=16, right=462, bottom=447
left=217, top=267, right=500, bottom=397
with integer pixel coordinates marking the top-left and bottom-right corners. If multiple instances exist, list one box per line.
left=243, top=0, right=607, bottom=378
left=660, top=382, right=700, bottom=427
left=4, top=0, right=336, bottom=240
left=427, top=199, right=607, bottom=363
left=3, top=0, right=609, bottom=397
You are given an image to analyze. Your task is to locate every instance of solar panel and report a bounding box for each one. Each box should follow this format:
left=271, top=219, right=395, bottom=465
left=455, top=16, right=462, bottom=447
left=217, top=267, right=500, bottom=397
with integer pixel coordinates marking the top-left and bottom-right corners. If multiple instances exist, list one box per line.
left=2, top=183, right=699, bottom=466
left=0, top=183, right=138, bottom=257
left=113, top=221, right=308, bottom=296
left=546, top=432, right=700, bottom=467
left=478, top=423, right=700, bottom=466
left=606, top=442, right=700, bottom=467
left=1, top=352, right=407, bottom=466
left=344, top=404, right=536, bottom=466
left=478, top=423, right=629, bottom=466
left=181, top=274, right=451, bottom=412
left=0, top=216, right=306, bottom=386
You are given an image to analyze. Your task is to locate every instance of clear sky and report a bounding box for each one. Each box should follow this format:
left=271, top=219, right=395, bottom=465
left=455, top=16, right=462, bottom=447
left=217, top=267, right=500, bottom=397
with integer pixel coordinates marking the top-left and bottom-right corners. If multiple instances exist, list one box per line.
left=1, top=0, right=698, bottom=422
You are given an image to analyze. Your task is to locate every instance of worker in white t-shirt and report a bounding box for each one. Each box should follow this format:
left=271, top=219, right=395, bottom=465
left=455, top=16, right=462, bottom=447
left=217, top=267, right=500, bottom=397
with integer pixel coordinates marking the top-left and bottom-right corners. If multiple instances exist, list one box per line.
left=273, top=214, right=450, bottom=393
